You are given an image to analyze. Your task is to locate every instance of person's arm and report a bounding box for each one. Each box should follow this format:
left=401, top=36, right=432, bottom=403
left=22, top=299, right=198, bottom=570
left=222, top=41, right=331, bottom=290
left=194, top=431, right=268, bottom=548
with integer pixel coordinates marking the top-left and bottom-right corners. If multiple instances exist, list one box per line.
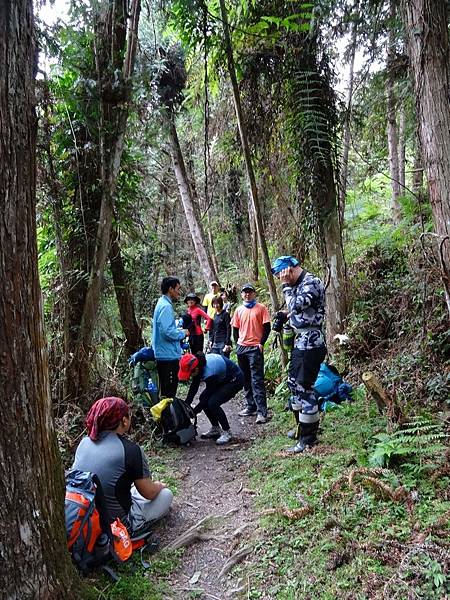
left=231, top=309, right=240, bottom=344
left=224, top=312, right=232, bottom=346
left=200, top=309, right=213, bottom=332
left=185, top=373, right=201, bottom=405
left=160, top=304, right=185, bottom=341
left=193, top=376, right=219, bottom=414
left=209, top=317, right=216, bottom=344
left=283, top=279, right=317, bottom=313
left=124, top=441, right=164, bottom=500
left=260, top=322, right=271, bottom=346
left=134, top=477, right=166, bottom=500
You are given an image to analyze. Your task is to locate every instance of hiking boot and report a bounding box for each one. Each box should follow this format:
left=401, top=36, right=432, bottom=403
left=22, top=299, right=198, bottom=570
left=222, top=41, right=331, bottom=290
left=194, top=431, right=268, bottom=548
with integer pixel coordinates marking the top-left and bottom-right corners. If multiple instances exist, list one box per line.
left=238, top=407, right=257, bottom=417
left=216, top=430, right=232, bottom=445
left=285, top=440, right=315, bottom=454
left=200, top=426, right=221, bottom=439
left=255, top=414, right=267, bottom=424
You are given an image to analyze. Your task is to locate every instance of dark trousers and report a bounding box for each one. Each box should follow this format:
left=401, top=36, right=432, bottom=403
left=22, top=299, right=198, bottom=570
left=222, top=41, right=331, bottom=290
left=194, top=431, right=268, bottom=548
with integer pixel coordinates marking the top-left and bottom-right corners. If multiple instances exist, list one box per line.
left=209, top=342, right=231, bottom=358
left=195, top=373, right=244, bottom=430
left=237, top=345, right=267, bottom=416
left=289, top=346, right=326, bottom=389
left=156, top=359, right=179, bottom=398
left=189, top=334, right=204, bottom=354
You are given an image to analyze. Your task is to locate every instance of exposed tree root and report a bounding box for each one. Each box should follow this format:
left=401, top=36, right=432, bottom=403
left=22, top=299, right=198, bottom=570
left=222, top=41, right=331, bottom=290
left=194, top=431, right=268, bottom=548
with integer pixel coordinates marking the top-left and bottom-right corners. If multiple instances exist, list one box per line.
left=261, top=506, right=313, bottom=520
left=219, top=546, right=252, bottom=578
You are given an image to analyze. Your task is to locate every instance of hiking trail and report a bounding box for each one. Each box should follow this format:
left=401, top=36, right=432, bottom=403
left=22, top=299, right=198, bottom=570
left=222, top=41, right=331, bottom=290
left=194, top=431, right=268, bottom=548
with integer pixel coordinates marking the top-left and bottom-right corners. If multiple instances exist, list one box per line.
left=154, top=396, right=266, bottom=599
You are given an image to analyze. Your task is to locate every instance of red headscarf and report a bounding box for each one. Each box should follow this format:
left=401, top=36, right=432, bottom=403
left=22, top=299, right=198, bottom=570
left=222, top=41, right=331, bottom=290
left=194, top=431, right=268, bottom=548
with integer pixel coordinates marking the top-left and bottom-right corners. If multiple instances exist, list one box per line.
left=85, top=397, right=129, bottom=441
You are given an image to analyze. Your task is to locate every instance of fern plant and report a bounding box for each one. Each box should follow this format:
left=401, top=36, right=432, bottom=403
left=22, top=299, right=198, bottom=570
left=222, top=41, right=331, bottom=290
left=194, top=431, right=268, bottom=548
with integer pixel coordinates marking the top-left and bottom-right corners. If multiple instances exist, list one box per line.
left=369, top=415, right=447, bottom=468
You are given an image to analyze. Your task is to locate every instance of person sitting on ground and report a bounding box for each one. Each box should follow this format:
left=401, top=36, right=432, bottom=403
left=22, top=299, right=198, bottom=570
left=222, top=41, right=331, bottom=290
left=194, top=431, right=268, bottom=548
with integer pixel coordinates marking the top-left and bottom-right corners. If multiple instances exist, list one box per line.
left=209, top=296, right=232, bottom=358
left=203, top=280, right=220, bottom=319
left=179, top=352, right=244, bottom=445
left=231, top=283, right=271, bottom=424
left=184, top=292, right=213, bottom=354
left=72, top=396, right=173, bottom=538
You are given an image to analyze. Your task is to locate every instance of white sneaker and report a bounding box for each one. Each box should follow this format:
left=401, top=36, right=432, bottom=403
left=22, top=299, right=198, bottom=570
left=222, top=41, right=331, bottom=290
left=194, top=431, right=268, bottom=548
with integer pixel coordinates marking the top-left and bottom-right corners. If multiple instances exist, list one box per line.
left=255, top=414, right=267, bottom=424
left=200, top=426, right=221, bottom=439
left=216, top=430, right=232, bottom=445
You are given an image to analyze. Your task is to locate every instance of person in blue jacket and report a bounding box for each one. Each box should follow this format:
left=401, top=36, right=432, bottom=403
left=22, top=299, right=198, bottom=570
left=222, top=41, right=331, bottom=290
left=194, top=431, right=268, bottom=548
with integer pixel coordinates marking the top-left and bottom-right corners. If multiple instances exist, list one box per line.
left=179, top=352, right=244, bottom=445
left=152, top=277, right=188, bottom=398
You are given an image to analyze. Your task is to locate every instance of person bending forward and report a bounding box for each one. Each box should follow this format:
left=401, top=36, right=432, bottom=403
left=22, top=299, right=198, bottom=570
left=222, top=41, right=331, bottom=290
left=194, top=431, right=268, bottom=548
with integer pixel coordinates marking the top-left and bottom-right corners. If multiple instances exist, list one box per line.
left=179, top=352, right=244, bottom=445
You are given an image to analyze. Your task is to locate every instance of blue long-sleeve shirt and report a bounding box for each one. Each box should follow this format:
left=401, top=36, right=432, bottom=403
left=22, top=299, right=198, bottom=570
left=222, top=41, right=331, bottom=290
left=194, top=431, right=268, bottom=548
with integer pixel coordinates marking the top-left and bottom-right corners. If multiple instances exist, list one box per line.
left=152, top=295, right=185, bottom=360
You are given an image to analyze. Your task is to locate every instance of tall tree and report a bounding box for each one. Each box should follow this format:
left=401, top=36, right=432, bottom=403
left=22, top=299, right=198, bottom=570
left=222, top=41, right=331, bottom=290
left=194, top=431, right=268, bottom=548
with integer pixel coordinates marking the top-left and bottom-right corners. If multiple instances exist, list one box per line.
left=339, top=6, right=359, bottom=222
left=219, top=0, right=280, bottom=311
left=386, top=0, right=402, bottom=223
left=66, top=0, right=141, bottom=404
left=0, top=1, right=78, bottom=596
left=403, top=0, right=450, bottom=317
left=166, top=112, right=219, bottom=285
left=110, top=226, right=144, bottom=354
left=155, top=45, right=219, bottom=286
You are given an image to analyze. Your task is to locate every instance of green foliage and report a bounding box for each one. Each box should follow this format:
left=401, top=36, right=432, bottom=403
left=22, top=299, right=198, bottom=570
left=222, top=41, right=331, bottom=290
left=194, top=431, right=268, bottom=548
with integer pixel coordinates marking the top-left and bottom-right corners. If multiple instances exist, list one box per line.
left=369, top=415, right=447, bottom=469
left=88, top=549, right=183, bottom=599
left=239, top=393, right=450, bottom=598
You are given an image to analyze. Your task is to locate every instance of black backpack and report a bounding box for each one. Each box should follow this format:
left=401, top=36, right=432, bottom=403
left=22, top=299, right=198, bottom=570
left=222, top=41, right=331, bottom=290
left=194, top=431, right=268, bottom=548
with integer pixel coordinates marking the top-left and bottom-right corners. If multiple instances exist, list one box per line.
left=160, top=398, right=197, bottom=445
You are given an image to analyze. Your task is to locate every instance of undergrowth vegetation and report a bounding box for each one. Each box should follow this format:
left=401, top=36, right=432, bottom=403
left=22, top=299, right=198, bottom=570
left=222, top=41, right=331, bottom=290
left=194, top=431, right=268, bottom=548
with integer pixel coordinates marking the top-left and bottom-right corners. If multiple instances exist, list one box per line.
left=242, top=392, right=450, bottom=599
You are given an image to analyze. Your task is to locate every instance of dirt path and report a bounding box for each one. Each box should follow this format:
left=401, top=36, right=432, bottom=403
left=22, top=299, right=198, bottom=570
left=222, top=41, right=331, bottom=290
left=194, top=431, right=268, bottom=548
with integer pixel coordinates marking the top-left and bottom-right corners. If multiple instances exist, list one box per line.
left=155, top=396, right=266, bottom=599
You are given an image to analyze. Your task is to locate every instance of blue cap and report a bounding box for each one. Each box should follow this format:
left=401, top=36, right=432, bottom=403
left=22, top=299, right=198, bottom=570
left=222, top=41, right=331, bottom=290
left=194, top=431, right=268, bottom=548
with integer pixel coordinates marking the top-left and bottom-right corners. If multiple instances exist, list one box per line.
left=271, top=256, right=299, bottom=275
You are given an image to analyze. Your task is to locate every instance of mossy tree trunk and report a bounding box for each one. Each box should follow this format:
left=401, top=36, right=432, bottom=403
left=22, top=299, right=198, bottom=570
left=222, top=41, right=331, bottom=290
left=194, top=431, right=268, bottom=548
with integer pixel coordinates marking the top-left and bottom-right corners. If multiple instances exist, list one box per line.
left=0, top=0, right=80, bottom=596
left=403, top=0, right=450, bottom=317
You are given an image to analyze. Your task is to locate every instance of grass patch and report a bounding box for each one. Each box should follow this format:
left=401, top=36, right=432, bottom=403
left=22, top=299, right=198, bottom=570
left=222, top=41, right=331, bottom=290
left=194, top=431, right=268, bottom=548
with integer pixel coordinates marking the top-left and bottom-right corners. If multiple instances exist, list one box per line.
left=86, top=549, right=184, bottom=600
left=242, top=389, right=450, bottom=598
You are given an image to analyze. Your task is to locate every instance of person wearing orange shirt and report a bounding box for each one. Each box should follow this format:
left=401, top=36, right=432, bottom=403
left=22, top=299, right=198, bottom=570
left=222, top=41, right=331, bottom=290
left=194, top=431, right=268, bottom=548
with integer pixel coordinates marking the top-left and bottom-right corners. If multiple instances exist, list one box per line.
left=231, top=283, right=271, bottom=424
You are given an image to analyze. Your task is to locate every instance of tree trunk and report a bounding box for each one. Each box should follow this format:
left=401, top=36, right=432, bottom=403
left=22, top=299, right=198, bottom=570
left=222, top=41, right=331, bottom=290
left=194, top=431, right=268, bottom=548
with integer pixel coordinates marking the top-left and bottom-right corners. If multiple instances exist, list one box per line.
left=109, top=227, right=144, bottom=355
left=248, top=195, right=259, bottom=282
left=398, top=104, right=406, bottom=191
left=403, top=0, right=450, bottom=316
left=386, top=0, right=402, bottom=224
left=66, top=0, right=141, bottom=404
left=219, top=0, right=280, bottom=312
left=0, top=1, right=78, bottom=596
left=412, top=131, right=424, bottom=195
left=314, top=160, right=347, bottom=345
left=339, top=13, right=358, bottom=223
left=166, top=113, right=219, bottom=286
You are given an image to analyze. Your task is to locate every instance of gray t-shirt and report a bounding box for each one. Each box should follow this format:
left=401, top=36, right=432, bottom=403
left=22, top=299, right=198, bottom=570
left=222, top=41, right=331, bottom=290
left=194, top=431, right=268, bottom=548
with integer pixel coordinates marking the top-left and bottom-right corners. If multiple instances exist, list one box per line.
left=72, top=432, right=150, bottom=520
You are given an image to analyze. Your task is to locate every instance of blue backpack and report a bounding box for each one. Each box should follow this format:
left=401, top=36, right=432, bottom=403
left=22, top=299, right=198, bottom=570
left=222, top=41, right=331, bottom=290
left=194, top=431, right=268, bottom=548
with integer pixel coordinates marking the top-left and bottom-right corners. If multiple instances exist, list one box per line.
left=314, top=363, right=352, bottom=409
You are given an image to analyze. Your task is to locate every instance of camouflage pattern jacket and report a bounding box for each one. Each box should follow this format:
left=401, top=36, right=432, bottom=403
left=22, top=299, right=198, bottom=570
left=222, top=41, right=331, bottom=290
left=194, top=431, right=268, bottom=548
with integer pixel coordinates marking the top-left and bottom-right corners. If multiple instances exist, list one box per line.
left=282, top=270, right=326, bottom=350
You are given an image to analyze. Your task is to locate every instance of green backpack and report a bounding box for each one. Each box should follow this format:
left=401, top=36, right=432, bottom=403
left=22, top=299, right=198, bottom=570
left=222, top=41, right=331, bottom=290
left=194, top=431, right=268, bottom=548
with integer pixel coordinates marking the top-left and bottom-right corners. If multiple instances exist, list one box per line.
left=129, top=347, right=159, bottom=407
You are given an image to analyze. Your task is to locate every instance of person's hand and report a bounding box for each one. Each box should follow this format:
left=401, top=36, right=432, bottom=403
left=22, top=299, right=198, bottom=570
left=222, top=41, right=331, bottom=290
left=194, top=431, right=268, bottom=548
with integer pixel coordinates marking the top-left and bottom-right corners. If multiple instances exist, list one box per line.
left=280, top=266, right=295, bottom=285
left=183, top=329, right=189, bottom=337
left=224, top=345, right=232, bottom=353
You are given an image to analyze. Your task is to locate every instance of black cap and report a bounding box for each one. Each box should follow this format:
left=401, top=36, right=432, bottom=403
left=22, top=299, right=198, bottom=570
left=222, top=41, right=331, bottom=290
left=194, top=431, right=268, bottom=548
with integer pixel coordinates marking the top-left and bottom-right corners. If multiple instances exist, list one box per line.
left=241, top=283, right=256, bottom=292
left=184, top=292, right=201, bottom=304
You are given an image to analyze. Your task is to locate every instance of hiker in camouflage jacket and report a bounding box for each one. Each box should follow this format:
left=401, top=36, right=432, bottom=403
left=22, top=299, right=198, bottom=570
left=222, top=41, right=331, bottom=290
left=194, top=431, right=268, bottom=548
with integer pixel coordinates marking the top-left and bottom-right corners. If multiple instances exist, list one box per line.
left=271, top=256, right=327, bottom=453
